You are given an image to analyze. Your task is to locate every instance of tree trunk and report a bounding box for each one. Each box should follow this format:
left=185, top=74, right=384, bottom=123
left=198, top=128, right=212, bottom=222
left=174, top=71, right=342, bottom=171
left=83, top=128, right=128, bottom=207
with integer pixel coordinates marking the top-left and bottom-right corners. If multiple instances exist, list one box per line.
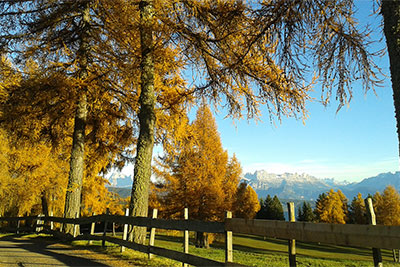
left=382, top=1, right=400, bottom=159
left=129, top=0, right=155, bottom=244
left=195, top=232, right=210, bottom=248
left=63, top=93, right=87, bottom=235
left=41, top=194, right=49, bottom=216
left=63, top=3, right=90, bottom=235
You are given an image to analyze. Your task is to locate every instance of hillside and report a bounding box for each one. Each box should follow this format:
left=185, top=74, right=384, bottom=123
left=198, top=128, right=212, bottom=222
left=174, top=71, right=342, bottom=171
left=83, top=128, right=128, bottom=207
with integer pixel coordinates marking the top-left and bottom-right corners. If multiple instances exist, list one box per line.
left=342, top=172, right=400, bottom=197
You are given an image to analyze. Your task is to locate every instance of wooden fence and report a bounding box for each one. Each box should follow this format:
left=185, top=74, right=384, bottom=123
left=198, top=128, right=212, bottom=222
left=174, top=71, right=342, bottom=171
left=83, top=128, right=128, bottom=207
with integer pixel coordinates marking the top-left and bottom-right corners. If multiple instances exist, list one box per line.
left=0, top=200, right=399, bottom=267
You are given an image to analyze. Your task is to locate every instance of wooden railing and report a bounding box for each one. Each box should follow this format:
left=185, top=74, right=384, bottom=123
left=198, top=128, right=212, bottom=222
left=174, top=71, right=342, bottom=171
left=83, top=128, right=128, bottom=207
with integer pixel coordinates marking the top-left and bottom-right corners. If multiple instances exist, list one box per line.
left=1, top=204, right=400, bottom=266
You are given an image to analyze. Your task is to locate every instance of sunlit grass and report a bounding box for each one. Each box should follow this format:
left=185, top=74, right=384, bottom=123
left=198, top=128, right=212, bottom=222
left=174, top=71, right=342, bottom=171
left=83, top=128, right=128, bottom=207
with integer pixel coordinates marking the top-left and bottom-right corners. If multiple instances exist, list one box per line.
left=8, top=231, right=398, bottom=267
left=147, top=232, right=399, bottom=267
left=71, top=239, right=181, bottom=266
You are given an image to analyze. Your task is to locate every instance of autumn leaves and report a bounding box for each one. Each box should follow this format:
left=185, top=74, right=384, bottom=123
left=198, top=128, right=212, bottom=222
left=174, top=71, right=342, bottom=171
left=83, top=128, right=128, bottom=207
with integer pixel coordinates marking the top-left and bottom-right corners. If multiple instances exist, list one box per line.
left=151, top=104, right=260, bottom=247
left=313, top=186, right=400, bottom=226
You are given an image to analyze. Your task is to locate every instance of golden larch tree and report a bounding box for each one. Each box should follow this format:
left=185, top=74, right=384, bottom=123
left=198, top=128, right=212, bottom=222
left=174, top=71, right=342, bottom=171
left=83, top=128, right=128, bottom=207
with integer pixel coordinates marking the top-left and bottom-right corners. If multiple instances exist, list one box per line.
left=374, top=186, right=400, bottom=226
left=318, top=189, right=347, bottom=224
left=233, top=182, right=261, bottom=219
left=155, top=104, right=241, bottom=248
left=0, top=57, right=132, bottom=219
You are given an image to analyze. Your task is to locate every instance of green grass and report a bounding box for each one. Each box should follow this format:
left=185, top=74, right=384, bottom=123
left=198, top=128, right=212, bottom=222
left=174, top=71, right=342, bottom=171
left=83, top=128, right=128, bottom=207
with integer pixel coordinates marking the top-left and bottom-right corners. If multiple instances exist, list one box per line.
left=8, top=231, right=400, bottom=266
left=71, top=238, right=181, bottom=266
left=228, top=234, right=399, bottom=266
left=143, top=232, right=400, bottom=266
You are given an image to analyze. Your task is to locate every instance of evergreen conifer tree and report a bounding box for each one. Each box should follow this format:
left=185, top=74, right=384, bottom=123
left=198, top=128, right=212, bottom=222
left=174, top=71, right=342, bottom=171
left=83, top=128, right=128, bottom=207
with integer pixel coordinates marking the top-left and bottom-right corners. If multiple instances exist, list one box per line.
left=271, top=196, right=285, bottom=221
left=348, top=193, right=367, bottom=224
left=257, top=195, right=284, bottom=220
left=298, top=202, right=315, bottom=222
left=314, top=192, right=328, bottom=222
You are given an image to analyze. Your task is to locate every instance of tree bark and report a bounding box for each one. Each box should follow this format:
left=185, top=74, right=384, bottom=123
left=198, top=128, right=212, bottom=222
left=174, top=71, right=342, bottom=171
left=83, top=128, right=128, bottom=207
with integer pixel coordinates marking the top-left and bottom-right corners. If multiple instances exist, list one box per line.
left=63, top=3, right=90, bottom=235
left=63, top=93, right=87, bottom=235
left=382, top=0, right=400, bottom=160
left=195, top=232, right=210, bottom=248
left=41, top=194, right=49, bottom=217
left=129, top=0, right=155, bottom=244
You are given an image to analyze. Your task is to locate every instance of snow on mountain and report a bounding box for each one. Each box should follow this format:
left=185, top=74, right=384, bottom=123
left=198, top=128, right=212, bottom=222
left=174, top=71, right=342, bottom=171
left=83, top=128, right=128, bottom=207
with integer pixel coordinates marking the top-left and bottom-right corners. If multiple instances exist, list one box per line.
left=245, top=170, right=400, bottom=200
left=107, top=171, right=132, bottom=188
left=244, top=171, right=337, bottom=200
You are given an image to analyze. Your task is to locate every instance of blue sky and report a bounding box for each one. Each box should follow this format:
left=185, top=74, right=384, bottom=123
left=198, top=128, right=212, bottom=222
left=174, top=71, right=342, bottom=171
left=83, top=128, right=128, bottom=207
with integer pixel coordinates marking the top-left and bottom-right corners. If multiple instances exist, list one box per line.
left=204, top=1, right=399, bottom=182
left=214, top=81, right=398, bottom=182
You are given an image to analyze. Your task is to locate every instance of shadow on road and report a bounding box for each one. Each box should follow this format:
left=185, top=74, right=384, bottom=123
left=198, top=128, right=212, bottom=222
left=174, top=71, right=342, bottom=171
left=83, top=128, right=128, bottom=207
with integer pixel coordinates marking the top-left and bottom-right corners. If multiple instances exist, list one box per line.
left=0, top=234, right=113, bottom=266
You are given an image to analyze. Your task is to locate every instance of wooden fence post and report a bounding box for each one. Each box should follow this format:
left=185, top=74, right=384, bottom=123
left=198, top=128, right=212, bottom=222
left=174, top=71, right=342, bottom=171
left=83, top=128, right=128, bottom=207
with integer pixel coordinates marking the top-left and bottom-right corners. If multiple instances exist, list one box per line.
left=102, top=208, right=109, bottom=247
left=88, top=212, right=96, bottom=245
left=73, top=212, right=79, bottom=238
left=225, top=211, right=233, bottom=263
left=183, top=208, right=189, bottom=267
left=365, top=197, right=383, bottom=267
left=36, top=214, right=43, bottom=233
left=397, top=249, right=400, bottom=263
left=148, top=209, right=158, bottom=260
left=49, top=211, right=54, bottom=231
left=16, top=219, right=20, bottom=234
left=287, top=202, right=296, bottom=267
left=121, top=208, right=129, bottom=252
left=392, top=249, right=398, bottom=263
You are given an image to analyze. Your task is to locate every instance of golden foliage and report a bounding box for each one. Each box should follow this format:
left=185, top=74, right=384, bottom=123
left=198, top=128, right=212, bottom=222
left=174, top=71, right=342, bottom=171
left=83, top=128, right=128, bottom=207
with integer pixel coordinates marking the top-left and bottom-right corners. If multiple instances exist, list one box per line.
left=317, top=189, right=348, bottom=224
left=374, top=186, right=400, bottom=226
left=0, top=138, right=67, bottom=216
left=233, top=183, right=261, bottom=219
left=0, top=130, right=125, bottom=217
left=0, top=61, right=126, bottom=217
left=0, top=130, right=11, bottom=216
left=154, top=105, right=246, bottom=221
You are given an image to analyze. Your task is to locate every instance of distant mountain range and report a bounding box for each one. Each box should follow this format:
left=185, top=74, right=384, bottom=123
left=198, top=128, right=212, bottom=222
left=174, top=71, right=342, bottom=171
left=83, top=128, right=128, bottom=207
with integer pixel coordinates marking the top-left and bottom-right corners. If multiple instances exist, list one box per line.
left=245, top=170, right=400, bottom=200
left=106, top=170, right=400, bottom=201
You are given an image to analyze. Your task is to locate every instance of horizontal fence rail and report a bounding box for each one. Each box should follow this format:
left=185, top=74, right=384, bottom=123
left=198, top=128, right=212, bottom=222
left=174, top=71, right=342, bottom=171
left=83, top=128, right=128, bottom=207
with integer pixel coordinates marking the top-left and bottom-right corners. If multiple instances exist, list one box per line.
left=0, top=215, right=225, bottom=233
left=0, top=214, right=231, bottom=266
left=226, top=218, right=400, bottom=250
left=75, top=234, right=225, bottom=266
left=2, top=215, right=399, bottom=250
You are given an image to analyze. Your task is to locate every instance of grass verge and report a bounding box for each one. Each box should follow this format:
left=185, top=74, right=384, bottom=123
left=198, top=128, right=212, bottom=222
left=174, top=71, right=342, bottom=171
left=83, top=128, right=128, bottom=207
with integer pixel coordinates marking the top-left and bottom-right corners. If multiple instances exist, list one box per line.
left=12, top=231, right=398, bottom=267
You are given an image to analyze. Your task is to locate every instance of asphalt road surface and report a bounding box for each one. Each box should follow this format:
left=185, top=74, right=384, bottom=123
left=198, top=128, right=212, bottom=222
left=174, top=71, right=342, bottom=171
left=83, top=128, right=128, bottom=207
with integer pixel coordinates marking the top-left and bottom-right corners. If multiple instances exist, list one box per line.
left=0, top=234, right=132, bottom=267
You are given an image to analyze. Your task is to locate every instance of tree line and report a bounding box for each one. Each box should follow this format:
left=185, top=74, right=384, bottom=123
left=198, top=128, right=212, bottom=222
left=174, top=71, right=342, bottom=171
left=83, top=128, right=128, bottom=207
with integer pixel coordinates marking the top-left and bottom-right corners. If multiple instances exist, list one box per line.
left=256, top=186, right=400, bottom=227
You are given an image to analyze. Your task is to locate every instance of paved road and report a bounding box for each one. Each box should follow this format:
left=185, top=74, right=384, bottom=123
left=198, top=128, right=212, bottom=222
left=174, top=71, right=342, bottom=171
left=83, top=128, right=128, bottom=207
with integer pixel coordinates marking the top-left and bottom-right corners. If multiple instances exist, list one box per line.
left=0, top=234, right=132, bottom=267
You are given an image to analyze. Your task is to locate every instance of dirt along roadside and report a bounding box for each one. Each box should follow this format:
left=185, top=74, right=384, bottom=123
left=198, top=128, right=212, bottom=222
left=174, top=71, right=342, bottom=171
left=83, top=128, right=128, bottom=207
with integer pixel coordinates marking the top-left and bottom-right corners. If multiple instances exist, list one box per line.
left=0, top=234, right=133, bottom=267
